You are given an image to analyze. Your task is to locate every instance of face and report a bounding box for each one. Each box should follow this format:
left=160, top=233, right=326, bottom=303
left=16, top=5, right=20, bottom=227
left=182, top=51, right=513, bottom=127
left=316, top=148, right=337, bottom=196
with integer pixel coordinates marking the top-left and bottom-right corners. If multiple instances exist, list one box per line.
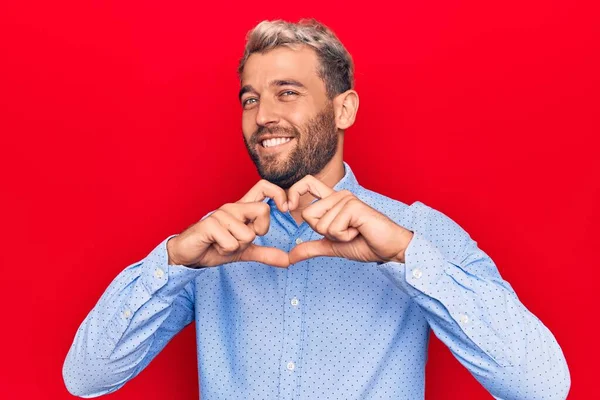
left=240, top=46, right=339, bottom=189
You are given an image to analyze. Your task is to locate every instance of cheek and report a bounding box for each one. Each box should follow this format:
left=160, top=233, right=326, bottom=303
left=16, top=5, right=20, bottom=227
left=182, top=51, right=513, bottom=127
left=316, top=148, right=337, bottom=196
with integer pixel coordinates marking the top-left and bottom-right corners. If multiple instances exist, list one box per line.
left=285, top=109, right=310, bottom=131
left=242, top=112, right=257, bottom=137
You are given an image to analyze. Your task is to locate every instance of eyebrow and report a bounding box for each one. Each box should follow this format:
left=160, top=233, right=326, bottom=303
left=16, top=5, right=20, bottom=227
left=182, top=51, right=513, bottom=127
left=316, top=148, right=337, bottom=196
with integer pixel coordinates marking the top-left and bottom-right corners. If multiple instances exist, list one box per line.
left=238, top=79, right=306, bottom=102
left=238, top=85, right=255, bottom=102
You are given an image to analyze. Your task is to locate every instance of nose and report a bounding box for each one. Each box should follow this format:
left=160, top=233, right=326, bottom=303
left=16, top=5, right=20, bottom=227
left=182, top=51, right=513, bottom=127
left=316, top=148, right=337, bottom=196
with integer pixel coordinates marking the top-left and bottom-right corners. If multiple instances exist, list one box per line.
left=255, top=98, right=280, bottom=127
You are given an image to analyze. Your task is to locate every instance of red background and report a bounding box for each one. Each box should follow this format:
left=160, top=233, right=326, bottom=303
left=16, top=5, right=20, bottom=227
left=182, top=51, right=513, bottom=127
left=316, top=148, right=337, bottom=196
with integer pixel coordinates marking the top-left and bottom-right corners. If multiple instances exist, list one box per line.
left=1, top=1, right=598, bottom=398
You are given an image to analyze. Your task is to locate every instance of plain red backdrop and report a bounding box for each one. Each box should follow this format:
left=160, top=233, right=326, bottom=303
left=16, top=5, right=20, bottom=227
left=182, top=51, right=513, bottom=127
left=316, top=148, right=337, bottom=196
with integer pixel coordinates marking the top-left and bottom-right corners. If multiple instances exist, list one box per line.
left=1, top=0, right=598, bottom=398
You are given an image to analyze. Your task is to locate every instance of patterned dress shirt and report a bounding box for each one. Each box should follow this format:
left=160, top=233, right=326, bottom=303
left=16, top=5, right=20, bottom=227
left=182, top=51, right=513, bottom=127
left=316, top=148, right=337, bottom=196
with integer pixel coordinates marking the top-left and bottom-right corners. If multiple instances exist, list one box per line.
left=63, top=161, right=570, bottom=399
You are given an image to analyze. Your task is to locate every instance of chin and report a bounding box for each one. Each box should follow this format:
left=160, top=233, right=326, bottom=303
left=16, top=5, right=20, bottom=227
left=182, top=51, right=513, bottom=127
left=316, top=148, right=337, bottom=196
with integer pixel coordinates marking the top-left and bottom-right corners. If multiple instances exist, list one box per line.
left=258, top=166, right=298, bottom=188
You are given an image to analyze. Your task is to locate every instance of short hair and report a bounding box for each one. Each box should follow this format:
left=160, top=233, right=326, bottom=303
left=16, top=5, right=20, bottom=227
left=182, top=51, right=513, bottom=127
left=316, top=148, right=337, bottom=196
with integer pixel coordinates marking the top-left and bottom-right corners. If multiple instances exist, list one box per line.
left=238, top=19, right=355, bottom=99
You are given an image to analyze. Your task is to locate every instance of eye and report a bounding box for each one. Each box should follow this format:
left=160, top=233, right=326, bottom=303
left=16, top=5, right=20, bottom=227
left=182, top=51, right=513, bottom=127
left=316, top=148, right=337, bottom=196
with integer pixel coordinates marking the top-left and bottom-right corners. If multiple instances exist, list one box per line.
left=242, top=97, right=258, bottom=109
left=279, top=90, right=298, bottom=100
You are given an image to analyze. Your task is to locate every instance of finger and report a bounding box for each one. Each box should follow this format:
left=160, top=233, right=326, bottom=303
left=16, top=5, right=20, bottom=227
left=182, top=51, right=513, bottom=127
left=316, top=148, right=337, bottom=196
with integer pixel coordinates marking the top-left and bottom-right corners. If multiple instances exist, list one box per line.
left=210, top=209, right=256, bottom=245
left=287, top=175, right=335, bottom=210
left=303, top=189, right=353, bottom=229
left=328, top=204, right=361, bottom=242
left=204, top=216, right=240, bottom=255
left=288, top=238, right=337, bottom=264
left=220, top=202, right=271, bottom=236
left=239, top=244, right=290, bottom=268
left=239, top=179, right=288, bottom=212
left=315, top=196, right=360, bottom=242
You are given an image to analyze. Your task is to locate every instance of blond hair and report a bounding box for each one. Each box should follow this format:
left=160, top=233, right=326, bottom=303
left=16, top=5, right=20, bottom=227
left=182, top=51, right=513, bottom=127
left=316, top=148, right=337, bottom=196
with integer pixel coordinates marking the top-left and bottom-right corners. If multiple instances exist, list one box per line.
left=238, top=19, right=354, bottom=98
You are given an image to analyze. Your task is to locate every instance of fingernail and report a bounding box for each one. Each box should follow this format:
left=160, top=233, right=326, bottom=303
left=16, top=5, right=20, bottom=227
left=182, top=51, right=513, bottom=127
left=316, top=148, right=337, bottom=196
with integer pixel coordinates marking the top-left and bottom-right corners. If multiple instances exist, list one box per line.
left=283, top=201, right=288, bottom=211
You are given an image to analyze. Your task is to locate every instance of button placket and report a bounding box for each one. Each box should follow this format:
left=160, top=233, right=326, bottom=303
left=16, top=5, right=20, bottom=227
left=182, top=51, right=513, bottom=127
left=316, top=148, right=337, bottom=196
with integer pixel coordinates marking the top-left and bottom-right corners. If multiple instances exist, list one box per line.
left=279, top=234, right=308, bottom=398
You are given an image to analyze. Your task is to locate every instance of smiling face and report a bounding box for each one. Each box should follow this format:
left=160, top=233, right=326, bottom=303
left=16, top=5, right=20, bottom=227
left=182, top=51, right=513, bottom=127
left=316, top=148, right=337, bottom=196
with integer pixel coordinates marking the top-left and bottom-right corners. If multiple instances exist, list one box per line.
left=240, top=45, right=340, bottom=189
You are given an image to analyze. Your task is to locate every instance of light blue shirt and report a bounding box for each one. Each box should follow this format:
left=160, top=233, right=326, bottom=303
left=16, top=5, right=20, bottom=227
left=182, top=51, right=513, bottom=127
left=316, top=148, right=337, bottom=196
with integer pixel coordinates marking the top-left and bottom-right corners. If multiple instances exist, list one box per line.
left=63, top=162, right=570, bottom=399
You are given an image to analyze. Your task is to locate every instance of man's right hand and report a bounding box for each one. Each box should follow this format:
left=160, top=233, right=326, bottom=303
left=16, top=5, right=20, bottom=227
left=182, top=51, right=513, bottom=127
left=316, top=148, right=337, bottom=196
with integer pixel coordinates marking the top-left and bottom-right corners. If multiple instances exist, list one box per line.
left=167, top=179, right=290, bottom=268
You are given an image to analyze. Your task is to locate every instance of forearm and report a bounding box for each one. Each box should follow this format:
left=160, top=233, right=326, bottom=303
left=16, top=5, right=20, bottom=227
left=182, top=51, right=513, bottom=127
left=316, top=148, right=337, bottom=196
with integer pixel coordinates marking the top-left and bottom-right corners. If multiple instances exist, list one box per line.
left=378, top=203, right=570, bottom=399
left=63, top=235, right=204, bottom=397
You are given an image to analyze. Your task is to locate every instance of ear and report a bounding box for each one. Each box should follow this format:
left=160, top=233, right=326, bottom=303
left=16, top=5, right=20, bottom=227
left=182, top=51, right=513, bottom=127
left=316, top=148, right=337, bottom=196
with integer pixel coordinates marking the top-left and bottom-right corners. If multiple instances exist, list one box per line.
left=333, top=90, right=359, bottom=130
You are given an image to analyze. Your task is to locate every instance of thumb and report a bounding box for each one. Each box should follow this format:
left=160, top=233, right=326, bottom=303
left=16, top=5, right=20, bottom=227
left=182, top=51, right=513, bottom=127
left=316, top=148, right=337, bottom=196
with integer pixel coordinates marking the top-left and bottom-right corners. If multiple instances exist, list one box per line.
left=289, top=239, right=336, bottom=264
left=239, top=244, right=291, bottom=268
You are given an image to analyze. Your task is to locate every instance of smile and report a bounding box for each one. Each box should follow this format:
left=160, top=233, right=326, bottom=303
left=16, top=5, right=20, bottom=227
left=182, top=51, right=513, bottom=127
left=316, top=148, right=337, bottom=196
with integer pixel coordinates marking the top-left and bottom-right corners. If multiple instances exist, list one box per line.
left=261, top=137, right=293, bottom=148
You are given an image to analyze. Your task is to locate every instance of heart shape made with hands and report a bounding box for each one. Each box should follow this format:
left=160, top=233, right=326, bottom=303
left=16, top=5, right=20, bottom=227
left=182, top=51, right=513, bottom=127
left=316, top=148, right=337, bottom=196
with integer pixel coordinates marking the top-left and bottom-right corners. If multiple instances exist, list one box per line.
left=234, top=175, right=414, bottom=268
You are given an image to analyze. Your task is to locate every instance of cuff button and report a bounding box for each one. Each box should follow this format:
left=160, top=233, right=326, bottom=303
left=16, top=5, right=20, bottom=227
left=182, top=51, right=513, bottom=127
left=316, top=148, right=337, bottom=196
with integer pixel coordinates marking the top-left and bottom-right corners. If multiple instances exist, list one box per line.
left=411, top=268, right=423, bottom=279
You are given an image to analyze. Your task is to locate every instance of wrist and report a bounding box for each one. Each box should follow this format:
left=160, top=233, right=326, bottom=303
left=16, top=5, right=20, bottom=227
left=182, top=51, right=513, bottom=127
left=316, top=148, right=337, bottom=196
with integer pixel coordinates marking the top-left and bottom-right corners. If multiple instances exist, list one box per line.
left=392, top=229, right=414, bottom=264
left=167, top=236, right=181, bottom=266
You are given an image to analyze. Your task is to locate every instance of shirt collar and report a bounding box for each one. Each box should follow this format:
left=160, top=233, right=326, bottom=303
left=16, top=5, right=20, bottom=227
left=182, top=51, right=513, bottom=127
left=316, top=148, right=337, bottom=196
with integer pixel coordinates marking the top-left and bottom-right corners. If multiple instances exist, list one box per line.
left=263, top=161, right=359, bottom=208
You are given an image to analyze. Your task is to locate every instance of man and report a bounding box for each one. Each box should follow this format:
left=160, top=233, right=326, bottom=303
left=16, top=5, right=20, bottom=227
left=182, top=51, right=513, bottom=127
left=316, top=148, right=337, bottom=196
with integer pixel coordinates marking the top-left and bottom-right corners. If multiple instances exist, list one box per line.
left=63, top=19, right=570, bottom=399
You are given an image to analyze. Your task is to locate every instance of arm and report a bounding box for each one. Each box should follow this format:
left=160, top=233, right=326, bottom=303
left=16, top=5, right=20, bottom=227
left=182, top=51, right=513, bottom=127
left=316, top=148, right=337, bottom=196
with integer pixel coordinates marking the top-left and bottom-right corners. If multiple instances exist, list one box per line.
left=62, top=235, right=205, bottom=397
left=377, top=201, right=571, bottom=400
left=63, top=178, right=292, bottom=398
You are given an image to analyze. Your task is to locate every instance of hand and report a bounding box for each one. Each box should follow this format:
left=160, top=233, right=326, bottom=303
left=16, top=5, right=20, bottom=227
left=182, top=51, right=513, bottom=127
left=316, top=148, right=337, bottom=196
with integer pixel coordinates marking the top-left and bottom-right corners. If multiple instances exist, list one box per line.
left=167, top=180, right=291, bottom=268
left=287, top=175, right=414, bottom=265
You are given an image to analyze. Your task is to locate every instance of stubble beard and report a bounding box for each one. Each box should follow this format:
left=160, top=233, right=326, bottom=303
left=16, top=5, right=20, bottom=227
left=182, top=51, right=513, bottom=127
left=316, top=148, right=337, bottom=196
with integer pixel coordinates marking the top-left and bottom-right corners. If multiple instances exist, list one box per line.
left=243, top=102, right=339, bottom=189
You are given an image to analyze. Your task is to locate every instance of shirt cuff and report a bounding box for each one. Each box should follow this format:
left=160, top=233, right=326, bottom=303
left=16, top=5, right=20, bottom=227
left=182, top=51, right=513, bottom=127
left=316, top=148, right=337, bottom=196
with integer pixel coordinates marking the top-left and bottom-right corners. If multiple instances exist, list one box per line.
left=139, top=234, right=207, bottom=299
left=103, top=235, right=205, bottom=355
left=376, top=230, right=447, bottom=298
left=376, top=231, right=512, bottom=367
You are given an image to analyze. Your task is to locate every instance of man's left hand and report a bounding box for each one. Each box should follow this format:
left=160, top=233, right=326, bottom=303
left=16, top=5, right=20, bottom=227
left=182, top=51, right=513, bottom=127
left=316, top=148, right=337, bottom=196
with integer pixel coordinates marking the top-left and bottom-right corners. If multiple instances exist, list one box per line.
left=287, top=175, right=414, bottom=265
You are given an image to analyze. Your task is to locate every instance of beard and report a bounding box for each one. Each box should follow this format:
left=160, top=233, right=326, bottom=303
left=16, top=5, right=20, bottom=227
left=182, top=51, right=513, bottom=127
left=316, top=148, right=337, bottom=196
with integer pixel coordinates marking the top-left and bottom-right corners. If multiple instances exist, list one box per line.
left=243, top=102, right=339, bottom=189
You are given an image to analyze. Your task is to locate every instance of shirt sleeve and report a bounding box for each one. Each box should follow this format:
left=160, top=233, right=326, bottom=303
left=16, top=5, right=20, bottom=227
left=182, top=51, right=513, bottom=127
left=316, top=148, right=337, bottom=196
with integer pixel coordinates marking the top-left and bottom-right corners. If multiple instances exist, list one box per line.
left=62, top=235, right=206, bottom=398
left=377, top=201, right=571, bottom=400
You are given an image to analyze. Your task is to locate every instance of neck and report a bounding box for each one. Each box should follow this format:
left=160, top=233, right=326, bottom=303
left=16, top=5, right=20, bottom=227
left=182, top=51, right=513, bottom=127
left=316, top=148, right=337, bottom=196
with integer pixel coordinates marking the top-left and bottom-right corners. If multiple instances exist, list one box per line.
left=286, top=146, right=345, bottom=226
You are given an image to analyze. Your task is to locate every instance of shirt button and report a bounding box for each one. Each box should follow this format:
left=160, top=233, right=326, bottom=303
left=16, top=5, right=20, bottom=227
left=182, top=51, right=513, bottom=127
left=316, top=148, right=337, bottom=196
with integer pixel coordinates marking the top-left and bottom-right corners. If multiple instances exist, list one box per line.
left=154, top=268, right=164, bottom=279
left=459, top=314, right=470, bottom=324
left=295, top=238, right=303, bottom=245
left=122, top=309, right=131, bottom=319
left=290, top=297, right=299, bottom=307
left=412, top=268, right=423, bottom=279
left=287, top=361, right=296, bottom=371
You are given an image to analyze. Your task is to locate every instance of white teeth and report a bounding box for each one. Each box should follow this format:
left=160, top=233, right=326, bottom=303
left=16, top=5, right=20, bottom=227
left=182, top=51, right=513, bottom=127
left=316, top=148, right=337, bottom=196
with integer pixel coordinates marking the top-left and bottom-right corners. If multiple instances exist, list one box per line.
left=262, top=137, right=292, bottom=148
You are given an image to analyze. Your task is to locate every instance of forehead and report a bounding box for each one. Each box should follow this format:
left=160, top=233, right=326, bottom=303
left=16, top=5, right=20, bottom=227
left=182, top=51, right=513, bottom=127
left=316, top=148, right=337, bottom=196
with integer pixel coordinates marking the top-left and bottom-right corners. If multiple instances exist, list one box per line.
left=241, top=45, right=323, bottom=89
